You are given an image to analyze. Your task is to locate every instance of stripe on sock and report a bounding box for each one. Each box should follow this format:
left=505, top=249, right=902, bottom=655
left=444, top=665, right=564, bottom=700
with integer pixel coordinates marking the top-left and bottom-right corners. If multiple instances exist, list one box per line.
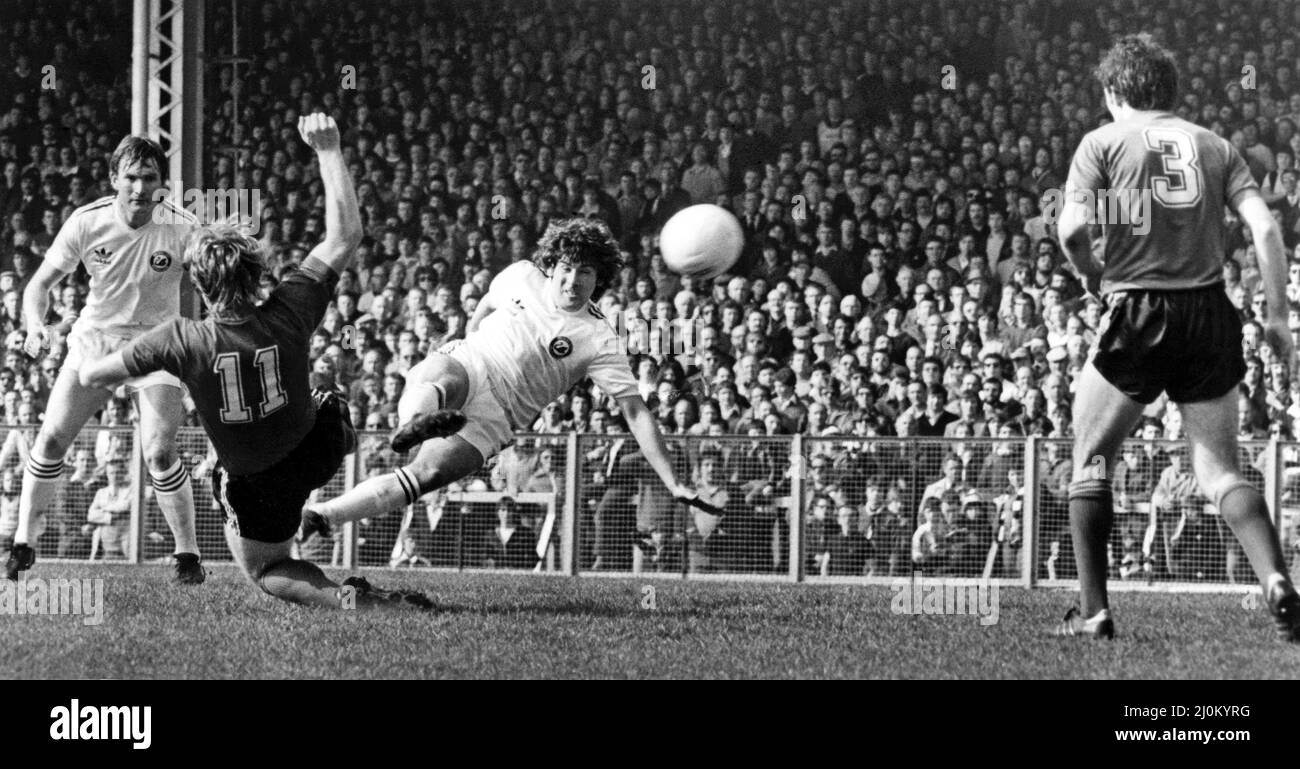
left=393, top=467, right=419, bottom=505
left=1068, top=478, right=1111, bottom=499
left=26, top=455, right=65, bottom=480
left=151, top=463, right=190, bottom=494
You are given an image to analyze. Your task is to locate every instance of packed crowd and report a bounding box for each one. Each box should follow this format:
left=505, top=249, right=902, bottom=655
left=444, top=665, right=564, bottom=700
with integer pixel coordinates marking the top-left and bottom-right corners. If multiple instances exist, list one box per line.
left=2, top=0, right=1299, bottom=576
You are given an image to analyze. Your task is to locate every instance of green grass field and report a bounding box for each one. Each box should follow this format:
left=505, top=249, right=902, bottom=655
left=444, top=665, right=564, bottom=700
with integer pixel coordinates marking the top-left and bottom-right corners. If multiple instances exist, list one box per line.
left=2, top=563, right=1297, bottom=679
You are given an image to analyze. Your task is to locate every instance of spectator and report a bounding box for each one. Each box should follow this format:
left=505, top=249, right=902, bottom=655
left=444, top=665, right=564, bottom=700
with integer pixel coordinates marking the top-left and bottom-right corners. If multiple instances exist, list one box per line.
left=482, top=497, right=539, bottom=570
left=86, top=457, right=131, bottom=561
left=827, top=502, right=870, bottom=576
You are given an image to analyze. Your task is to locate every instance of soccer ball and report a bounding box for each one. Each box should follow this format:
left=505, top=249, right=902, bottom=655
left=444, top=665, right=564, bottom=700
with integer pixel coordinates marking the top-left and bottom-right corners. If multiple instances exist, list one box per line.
left=658, top=204, right=743, bottom=281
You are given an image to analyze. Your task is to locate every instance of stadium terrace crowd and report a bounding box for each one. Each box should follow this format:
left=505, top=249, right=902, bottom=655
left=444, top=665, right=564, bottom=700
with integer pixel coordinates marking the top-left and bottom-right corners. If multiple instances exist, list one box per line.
left=2, top=0, right=1300, bottom=577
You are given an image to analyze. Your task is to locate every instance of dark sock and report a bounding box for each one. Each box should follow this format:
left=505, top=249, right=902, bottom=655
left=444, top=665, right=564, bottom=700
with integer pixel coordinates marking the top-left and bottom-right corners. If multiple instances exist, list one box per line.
left=1217, top=484, right=1287, bottom=586
left=257, top=559, right=344, bottom=608
left=1069, top=479, right=1113, bottom=618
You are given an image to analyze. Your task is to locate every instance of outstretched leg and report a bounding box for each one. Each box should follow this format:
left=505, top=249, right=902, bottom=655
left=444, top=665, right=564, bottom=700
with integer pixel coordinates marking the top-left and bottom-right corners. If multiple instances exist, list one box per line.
left=309, top=434, right=486, bottom=527
left=390, top=353, right=471, bottom=452
left=1181, top=391, right=1288, bottom=584
left=225, top=524, right=344, bottom=608
left=1181, top=389, right=1299, bottom=639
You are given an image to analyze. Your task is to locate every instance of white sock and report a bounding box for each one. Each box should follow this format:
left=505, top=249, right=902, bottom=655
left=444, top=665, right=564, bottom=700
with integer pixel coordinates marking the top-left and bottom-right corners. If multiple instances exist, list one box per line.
left=15, top=452, right=63, bottom=546
left=315, top=467, right=420, bottom=525
left=1266, top=572, right=1289, bottom=594
left=152, top=460, right=199, bottom=556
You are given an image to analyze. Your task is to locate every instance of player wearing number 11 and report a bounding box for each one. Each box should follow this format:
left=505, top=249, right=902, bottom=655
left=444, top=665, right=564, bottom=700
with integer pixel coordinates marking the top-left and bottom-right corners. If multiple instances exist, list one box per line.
left=1056, top=34, right=1299, bottom=641
left=80, top=114, right=429, bottom=610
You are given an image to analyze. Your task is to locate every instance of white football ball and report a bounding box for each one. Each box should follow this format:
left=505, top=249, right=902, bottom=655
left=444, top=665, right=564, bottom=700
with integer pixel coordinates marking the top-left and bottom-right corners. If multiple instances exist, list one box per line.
left=658, top=204, right=743, bottom=281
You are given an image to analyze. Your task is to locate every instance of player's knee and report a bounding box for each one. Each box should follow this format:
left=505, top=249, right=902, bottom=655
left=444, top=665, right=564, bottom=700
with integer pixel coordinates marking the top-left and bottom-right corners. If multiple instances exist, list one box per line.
left=405, top=459, right=461, bottom=496
left=142, top=442, right=178, bottom=472
left=250, top=558, right=288, bottom=595
left=1201, top=475, right=1258, bottom=521
left=33, top=429, right=71, bottom=460
left=418, top=354, right=469, bottom=407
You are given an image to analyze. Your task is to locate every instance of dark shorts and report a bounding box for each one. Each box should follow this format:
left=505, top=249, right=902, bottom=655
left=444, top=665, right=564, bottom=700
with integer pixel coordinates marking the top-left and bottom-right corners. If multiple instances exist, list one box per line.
left=1092, top=284, right=1245, bottom=405
left=214, top=390, right=357, bottom=543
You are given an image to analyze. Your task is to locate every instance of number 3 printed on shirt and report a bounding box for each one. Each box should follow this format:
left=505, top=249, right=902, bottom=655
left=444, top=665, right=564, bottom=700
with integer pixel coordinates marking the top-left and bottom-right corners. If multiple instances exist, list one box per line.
left=1144, top=127, right=1203, bottom=208
left=214, top=346, right=288, bottom=423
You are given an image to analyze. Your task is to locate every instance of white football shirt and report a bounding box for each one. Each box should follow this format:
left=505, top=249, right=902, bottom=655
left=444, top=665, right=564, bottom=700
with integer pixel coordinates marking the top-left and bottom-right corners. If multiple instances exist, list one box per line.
left=470, top=261, right=637, bottom=428
left=46, top=196, right=197, bottom=335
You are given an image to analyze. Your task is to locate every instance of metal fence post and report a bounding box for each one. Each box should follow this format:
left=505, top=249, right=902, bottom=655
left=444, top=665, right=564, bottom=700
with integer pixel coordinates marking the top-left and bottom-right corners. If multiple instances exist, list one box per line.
left=1022, top=435, right=1038, bottom=589
left=562, top=431, right=579, bottom=576
left=788, top=433, right=805, bottom=583
left=341, top=442, right=358, bottom=569
left=129, top=426, right=143, bottom=564
left=1266, top=437, right=1281, bottom=533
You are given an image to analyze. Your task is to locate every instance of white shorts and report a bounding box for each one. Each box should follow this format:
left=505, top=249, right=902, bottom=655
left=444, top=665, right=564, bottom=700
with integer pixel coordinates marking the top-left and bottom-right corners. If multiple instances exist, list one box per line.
left=65, top=325, right=181, bottom=390
left=405, top=346, right=514, bottom=460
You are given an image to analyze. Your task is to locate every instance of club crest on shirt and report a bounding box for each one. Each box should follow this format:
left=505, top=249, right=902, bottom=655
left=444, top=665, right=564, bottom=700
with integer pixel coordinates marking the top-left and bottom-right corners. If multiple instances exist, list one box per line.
left=149, top=251, right=172, bottom=272
left=548, top=336, right=573, bottom=358
left=92, top=246, right=113, bottom=265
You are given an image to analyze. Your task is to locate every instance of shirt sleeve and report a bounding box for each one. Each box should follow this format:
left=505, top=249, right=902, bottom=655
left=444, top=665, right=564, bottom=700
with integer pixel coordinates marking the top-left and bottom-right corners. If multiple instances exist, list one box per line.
left=1223, top=140, right=1261, bottom=209
left=265, top=261, right=338, bottom=339
left=487, top=261, right=531, bottom=303
left=586, top=326, right=639, bottom=400
left=121, top=319, right=190, bottom=378
left=44, top=210, right=86, bottom=273
left=1065, top=130, right=1107, bottom=197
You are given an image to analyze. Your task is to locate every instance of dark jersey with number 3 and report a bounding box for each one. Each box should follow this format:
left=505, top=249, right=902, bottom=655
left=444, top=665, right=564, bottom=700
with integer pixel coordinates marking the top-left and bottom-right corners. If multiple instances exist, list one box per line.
left=121, top=259, right=338, bottom=475
left=1065, top=111, right=1258, bottom=293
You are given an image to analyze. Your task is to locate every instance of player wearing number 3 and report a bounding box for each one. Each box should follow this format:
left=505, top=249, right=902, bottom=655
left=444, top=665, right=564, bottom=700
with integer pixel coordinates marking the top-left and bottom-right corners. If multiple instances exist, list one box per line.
left=5, top=135, right=206, bottom=583
left=81, top=114, right=429, bottom=610
left=1056, top=34, right=1299, bottom=640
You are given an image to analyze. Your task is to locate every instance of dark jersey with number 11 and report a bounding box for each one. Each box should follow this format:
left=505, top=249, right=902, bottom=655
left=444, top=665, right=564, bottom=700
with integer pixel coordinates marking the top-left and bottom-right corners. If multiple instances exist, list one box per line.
left=121, top=259, right=338, bottom=475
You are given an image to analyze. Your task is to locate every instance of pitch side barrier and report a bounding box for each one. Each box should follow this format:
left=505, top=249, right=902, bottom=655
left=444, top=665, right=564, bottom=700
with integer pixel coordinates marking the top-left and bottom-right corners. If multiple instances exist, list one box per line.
left=11, top=427, right=1294, bottom=592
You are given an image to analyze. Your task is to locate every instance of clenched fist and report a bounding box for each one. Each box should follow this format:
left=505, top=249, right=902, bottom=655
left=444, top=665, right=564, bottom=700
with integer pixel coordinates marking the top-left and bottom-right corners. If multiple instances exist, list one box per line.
left=298, top=112, right=340, bottom=153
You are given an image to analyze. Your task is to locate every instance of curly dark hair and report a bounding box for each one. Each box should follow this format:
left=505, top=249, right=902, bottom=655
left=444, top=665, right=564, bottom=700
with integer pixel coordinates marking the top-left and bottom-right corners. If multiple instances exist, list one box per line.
left=534, top=218, right=623, bottom=297
left=1094, top=33, right=1178, bottom=112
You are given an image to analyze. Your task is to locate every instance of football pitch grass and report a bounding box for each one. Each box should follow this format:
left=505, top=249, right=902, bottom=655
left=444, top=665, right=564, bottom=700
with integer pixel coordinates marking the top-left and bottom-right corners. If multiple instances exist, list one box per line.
left=3, top=563, right=1298, bottom=679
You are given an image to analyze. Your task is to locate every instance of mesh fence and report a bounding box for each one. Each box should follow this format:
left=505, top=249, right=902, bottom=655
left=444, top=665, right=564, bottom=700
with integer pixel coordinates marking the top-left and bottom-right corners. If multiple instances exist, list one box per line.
left=799, top=436, right=1028, bottom=581
left=5, top=422, right=1296, bottom=587
left=1030, top=438, right=1292, bottom=587
left=0, top=425, right=139, bottom=564
left=373, top=433, right=568, bottom=571
left=576, top=432, right=795, bottom=575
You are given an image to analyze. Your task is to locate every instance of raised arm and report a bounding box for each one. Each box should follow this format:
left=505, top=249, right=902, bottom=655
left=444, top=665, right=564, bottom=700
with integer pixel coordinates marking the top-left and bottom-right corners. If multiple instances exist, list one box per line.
left=300, top=113, right=362, bottom=276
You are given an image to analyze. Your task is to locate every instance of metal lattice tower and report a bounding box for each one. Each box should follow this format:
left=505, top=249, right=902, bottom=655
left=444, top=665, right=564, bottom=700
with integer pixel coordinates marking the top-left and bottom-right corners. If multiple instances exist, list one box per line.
left=131, top=0, right=204, bottom=191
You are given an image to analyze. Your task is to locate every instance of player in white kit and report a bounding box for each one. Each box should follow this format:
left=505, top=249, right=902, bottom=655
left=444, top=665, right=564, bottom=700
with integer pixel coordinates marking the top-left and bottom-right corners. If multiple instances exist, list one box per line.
left=300, top=218, right=719, bottom=540
left=4, top=135, right=205, bottom=584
